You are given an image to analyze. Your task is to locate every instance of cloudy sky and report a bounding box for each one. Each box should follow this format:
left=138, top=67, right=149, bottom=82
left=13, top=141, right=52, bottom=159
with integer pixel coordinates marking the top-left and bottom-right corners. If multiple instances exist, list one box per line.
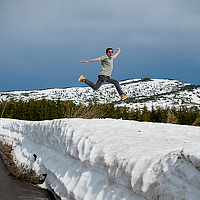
left=0, top=0, right=200, bottom=92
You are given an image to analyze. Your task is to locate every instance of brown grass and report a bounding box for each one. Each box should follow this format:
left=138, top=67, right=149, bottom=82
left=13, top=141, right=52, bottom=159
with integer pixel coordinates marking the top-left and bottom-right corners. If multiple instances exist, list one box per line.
left=167, top=111, right=177, bottom=124
left=193, top=117, right=200, bottom=126
left=63, top=102, right=107, bottom=119
left=0, top=142, right=43, bottom=185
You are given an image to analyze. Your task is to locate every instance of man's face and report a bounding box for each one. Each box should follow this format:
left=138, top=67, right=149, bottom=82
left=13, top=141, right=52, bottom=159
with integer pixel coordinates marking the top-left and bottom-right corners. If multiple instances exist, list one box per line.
left=106, top=49, right=113, bottom=58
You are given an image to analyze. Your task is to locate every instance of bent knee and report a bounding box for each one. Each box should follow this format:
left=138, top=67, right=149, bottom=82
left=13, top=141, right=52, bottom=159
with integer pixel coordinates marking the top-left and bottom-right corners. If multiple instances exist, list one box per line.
left=93, top=87, right=99, bottom=91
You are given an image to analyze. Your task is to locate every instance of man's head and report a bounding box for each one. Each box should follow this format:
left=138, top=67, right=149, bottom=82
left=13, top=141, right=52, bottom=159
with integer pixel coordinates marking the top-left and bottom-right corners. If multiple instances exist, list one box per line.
left=106, top=48, right=113, bottom=58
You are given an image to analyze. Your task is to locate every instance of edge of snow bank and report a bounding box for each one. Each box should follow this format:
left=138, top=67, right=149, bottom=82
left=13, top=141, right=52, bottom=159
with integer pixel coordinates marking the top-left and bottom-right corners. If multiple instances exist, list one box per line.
left=0, top=118, right=200, bottom=200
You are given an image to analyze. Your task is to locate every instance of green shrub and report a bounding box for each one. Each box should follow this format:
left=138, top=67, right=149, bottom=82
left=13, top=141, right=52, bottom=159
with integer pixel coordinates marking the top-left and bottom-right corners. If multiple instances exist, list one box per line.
left=0, top=99, right=200, bottom=126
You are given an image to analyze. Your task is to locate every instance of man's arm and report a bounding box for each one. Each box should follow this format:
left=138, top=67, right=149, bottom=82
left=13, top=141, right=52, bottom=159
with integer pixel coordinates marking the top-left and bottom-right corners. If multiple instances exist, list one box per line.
left=112, top=47, right=121, bottom=59
left=80, top=57, right=101, bottom=63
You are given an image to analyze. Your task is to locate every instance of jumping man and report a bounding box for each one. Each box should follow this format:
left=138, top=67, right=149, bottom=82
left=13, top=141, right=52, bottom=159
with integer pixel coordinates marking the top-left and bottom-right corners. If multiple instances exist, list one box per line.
left=77, top=47, right=130, bottom=100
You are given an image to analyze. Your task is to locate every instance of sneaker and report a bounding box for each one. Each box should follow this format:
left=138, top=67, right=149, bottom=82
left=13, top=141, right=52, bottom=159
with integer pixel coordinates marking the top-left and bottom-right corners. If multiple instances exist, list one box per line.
left=121, top=94, right=130, bottom=100
left=77, top=75, right=85, bottom=83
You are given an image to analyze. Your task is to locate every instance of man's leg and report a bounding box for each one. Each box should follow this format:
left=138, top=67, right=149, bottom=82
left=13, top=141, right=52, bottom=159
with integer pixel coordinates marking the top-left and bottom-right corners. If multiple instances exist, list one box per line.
left=106, top=77, right=124, bottom=96
left=85, top=75, right=107, bottom=91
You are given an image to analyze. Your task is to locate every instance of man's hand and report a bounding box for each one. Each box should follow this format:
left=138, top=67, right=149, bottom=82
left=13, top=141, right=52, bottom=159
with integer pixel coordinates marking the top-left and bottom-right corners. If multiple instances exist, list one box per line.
left=117, top=46, right=121, bottom=52
left=80, top=61, right=88, bottom=63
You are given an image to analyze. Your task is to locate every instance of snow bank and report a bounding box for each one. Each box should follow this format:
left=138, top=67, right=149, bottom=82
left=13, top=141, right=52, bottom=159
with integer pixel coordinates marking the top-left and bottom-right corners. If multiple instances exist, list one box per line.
left=0, top=118, right=200, bottom=200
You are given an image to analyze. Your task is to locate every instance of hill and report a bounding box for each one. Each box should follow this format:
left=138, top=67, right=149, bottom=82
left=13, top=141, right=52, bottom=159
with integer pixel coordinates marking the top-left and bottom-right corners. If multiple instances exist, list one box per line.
left=1, top=78, right=200, bottom=109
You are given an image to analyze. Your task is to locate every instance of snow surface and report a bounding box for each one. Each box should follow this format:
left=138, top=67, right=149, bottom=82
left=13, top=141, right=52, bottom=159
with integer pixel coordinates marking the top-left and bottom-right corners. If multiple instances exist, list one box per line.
left=0, top=118, right=200, bottom=200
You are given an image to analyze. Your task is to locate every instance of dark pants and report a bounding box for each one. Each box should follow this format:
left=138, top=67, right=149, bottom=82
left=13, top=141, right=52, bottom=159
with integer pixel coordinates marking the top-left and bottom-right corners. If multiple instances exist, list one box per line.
left=85, top=75, right=124, bottom=96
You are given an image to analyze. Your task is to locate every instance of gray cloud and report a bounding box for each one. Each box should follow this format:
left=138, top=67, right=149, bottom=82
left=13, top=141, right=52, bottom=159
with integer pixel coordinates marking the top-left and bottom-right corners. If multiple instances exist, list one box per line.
left=0, top=0, right=200, bottom=91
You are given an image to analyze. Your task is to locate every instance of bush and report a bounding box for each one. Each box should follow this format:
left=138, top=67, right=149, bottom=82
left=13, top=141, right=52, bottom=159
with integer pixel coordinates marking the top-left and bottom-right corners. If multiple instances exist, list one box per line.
left=0, top=99, right=200, bottom=126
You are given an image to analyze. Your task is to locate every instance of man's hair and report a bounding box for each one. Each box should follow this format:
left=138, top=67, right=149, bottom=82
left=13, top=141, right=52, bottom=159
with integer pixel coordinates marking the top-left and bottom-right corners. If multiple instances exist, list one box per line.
left=106, top=48, right=113, bottom=53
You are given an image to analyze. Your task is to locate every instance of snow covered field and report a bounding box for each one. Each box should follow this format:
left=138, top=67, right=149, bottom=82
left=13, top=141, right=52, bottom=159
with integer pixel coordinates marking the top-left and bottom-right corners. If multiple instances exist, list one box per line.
left=1, top=78, right=200, bottom=110
left=0, top=118, right=200, bottom=200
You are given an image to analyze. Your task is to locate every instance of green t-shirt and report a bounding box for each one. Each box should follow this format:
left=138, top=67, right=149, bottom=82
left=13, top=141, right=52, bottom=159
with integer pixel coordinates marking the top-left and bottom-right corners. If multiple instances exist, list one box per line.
left=98, top=55, right=113, bottom=77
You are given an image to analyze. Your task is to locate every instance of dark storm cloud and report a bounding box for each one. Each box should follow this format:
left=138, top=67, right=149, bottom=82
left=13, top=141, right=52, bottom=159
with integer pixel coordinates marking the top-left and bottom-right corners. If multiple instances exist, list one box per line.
left=0, top=0, right=200, bottom=91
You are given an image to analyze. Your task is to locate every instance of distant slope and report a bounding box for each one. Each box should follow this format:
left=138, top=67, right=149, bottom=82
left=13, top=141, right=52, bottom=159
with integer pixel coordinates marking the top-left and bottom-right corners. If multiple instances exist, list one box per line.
left=0, top=78, right=200, bottom=109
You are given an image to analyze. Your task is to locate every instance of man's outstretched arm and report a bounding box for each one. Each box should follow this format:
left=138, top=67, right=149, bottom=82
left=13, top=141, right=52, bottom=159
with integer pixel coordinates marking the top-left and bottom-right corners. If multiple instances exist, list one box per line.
left=80, top=57, right=101, bottom=63
left=112, top=47, right=121, bottom=59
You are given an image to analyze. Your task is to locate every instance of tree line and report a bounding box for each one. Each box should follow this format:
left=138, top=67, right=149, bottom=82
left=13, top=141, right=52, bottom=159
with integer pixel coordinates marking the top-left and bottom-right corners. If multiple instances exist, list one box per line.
left=0, top=99, right=200, bottom=126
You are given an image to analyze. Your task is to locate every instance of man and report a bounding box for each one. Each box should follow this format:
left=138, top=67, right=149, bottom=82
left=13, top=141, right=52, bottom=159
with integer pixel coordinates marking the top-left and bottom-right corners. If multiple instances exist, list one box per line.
left=78, top=47, right=130, bottom=100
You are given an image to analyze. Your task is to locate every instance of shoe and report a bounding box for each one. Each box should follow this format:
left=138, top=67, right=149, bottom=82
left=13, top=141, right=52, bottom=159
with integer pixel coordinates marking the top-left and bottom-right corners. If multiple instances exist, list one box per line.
left=77, top=75, right=85, bottom=83
left=121, top=94, right=130, bottom=100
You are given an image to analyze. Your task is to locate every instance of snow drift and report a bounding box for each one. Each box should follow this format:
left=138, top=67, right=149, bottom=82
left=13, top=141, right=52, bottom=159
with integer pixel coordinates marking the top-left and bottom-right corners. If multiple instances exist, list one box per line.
left=0, top=118, right=200, bottom=200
